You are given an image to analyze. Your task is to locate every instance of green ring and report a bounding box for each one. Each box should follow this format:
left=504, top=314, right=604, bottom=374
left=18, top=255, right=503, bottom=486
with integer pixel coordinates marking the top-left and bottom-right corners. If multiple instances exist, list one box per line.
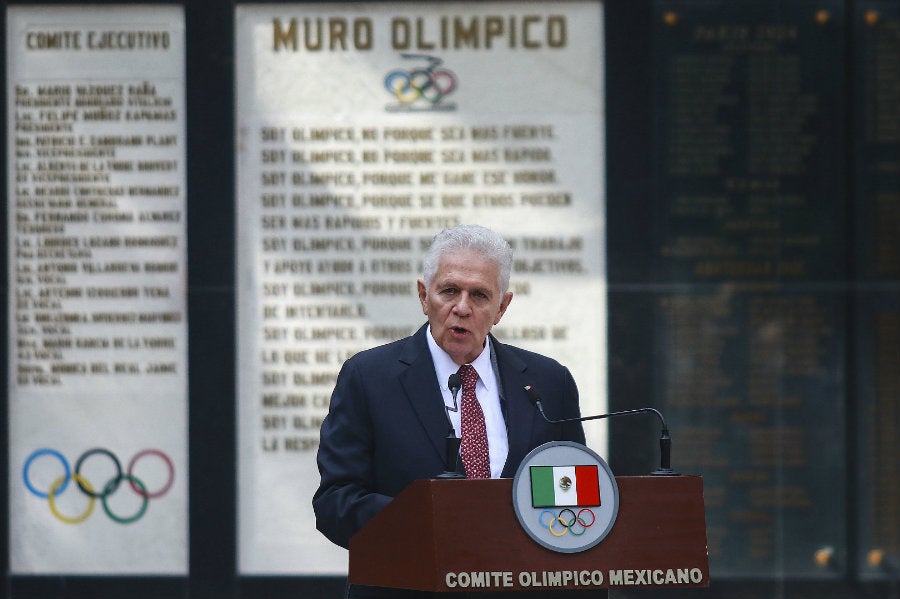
left=570, top=517, right=589, bottom=536
left=101, top=474, right=149, bottom=524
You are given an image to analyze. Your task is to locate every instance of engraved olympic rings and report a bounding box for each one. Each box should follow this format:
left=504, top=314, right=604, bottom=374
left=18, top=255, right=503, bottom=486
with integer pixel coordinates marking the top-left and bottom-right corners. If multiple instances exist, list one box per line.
left=538, top=508, right=596, bottom=537
left=384, top=54, right=457, bottom=105
left=23, top=447, right=174, bottom=524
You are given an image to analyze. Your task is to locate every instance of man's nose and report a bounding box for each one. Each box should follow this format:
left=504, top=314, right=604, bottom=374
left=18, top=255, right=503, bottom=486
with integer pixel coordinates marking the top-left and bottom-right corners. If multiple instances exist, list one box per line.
left=453, top=293, right=473, bottom=315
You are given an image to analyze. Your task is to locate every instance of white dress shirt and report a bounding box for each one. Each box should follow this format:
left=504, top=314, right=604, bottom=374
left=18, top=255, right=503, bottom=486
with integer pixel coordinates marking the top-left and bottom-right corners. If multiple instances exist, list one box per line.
left=426, top=326, right=509, bottom=478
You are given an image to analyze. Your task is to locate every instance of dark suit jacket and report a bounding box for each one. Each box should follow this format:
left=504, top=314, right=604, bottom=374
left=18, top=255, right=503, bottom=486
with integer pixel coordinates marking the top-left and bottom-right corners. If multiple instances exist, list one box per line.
left=313, top=324, right=586, bottom=549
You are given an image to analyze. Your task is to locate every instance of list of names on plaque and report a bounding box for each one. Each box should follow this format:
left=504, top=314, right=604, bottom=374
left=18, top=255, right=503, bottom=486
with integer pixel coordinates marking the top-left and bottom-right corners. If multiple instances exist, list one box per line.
left=650, top=1, right=846, bottom=577
left=6, top=6, right=188, bottom=574
left=11, top=81, right=183, bottom=388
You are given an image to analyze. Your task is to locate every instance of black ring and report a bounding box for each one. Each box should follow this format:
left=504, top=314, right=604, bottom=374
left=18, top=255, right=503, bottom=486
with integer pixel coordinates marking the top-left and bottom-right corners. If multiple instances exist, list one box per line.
left=74, top=448, right=122, bottom=498
left=558, top=508, right=577, bottom=528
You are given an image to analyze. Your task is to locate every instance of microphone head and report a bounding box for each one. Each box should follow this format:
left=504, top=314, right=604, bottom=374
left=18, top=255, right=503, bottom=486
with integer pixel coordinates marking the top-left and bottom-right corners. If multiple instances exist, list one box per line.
left=448, top=373, right=462, bottom=392
left=523, top=384, right=541, bottom=406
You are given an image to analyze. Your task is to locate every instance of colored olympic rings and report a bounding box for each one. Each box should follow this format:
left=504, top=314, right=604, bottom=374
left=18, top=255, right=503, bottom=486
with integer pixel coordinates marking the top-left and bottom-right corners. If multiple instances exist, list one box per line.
left=23, top=447, right=174, bottom=524
left=539, top=508, right=596, bottom=537
left=384, top=66, right=457, bottom=105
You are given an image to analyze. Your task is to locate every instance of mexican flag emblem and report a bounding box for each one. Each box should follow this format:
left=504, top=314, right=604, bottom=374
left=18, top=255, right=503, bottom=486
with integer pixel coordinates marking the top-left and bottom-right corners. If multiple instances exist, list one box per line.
left=530, top=465, right=601, bottom=508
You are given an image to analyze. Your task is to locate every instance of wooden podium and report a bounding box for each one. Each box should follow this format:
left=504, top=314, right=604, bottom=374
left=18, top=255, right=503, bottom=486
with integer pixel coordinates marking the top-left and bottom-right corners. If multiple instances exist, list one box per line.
left=349, top=476, right=709, bottom=593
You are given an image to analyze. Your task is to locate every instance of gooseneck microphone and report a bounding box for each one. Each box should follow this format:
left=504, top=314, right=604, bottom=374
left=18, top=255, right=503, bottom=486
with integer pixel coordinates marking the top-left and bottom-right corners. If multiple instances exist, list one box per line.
left=524, top=384, right=678, bottom=476
left=446, top=373, right=461, bottom=415
left=437, top=373, right=465, bottom=479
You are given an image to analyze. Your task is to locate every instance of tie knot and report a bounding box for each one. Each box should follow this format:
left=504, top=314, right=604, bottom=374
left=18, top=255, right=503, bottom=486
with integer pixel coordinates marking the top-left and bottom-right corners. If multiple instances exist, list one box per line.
left=458, top=364, right=478, bottom=387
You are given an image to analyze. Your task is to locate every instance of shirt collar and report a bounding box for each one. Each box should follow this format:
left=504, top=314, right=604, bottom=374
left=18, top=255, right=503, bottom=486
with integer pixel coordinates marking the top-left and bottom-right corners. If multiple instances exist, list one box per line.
left=426, top=325, right=495, bottom=394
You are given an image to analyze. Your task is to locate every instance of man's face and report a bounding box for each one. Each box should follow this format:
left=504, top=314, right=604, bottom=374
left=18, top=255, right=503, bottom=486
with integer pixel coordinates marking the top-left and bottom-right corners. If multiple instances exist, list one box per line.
left=418, top=249, right=513, bottom=365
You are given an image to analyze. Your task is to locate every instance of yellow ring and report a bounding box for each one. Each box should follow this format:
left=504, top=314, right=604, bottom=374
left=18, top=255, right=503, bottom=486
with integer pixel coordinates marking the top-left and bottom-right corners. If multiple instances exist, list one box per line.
left=48, top=474, right=96, bottom=524
left=548, top=517, right=568, bottom=537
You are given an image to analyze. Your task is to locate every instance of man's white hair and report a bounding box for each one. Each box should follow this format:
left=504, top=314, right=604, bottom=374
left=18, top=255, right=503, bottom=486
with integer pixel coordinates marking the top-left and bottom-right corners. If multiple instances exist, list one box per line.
left=422, top=224, right=513, bottom=294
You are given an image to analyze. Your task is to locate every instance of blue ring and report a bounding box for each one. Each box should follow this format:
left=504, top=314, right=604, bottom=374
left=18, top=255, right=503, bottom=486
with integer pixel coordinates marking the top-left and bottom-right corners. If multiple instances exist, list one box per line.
left=23, top=449, right=71, bottom=498
left=539, top=509, right=557, bottom=528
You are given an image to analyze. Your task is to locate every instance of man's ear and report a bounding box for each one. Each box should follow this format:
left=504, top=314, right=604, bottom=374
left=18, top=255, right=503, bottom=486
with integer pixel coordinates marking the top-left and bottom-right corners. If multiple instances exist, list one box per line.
left=417, top=279, right=428, bottom=314
left=494, top=291, right=513, bottom=325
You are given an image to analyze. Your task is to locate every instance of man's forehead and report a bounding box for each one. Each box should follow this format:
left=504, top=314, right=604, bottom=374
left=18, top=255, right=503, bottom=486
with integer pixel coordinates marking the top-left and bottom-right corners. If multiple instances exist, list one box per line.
left=437, top=248, right=496, bottom=269
left=433, top=256, right=499, bottom=289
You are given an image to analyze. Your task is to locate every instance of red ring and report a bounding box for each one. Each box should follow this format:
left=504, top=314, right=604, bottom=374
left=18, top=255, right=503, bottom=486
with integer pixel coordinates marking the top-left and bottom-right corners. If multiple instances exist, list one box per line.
left=577, top=508, right=595, bottom=527
left=126, top=449, right=175, bottom=498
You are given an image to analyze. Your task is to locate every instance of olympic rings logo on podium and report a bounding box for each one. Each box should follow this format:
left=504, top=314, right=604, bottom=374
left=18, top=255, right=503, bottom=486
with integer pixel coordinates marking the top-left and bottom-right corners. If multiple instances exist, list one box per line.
left=539, top=508, right=596, bottom=537
left=22, top=448, right=175, bottom=524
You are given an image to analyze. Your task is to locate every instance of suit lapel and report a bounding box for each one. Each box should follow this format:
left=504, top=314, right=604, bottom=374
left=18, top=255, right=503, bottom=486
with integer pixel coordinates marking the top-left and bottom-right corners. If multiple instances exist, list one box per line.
left=491, top=336, right=538, bottom=477
left=398, top=326, right=450, bottom=462
left=394, top=329, right=541, bottom=475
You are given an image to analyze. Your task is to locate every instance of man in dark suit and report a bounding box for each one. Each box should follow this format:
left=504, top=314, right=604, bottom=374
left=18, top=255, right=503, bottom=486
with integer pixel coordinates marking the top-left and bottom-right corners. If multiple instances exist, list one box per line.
left=313, top=225, right=585, bottom=597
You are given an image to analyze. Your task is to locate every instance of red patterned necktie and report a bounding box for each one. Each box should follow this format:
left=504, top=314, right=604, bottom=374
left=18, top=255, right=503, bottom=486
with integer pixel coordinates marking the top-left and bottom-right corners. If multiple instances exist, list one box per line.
left=458, top=364, right=490, bottom=479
